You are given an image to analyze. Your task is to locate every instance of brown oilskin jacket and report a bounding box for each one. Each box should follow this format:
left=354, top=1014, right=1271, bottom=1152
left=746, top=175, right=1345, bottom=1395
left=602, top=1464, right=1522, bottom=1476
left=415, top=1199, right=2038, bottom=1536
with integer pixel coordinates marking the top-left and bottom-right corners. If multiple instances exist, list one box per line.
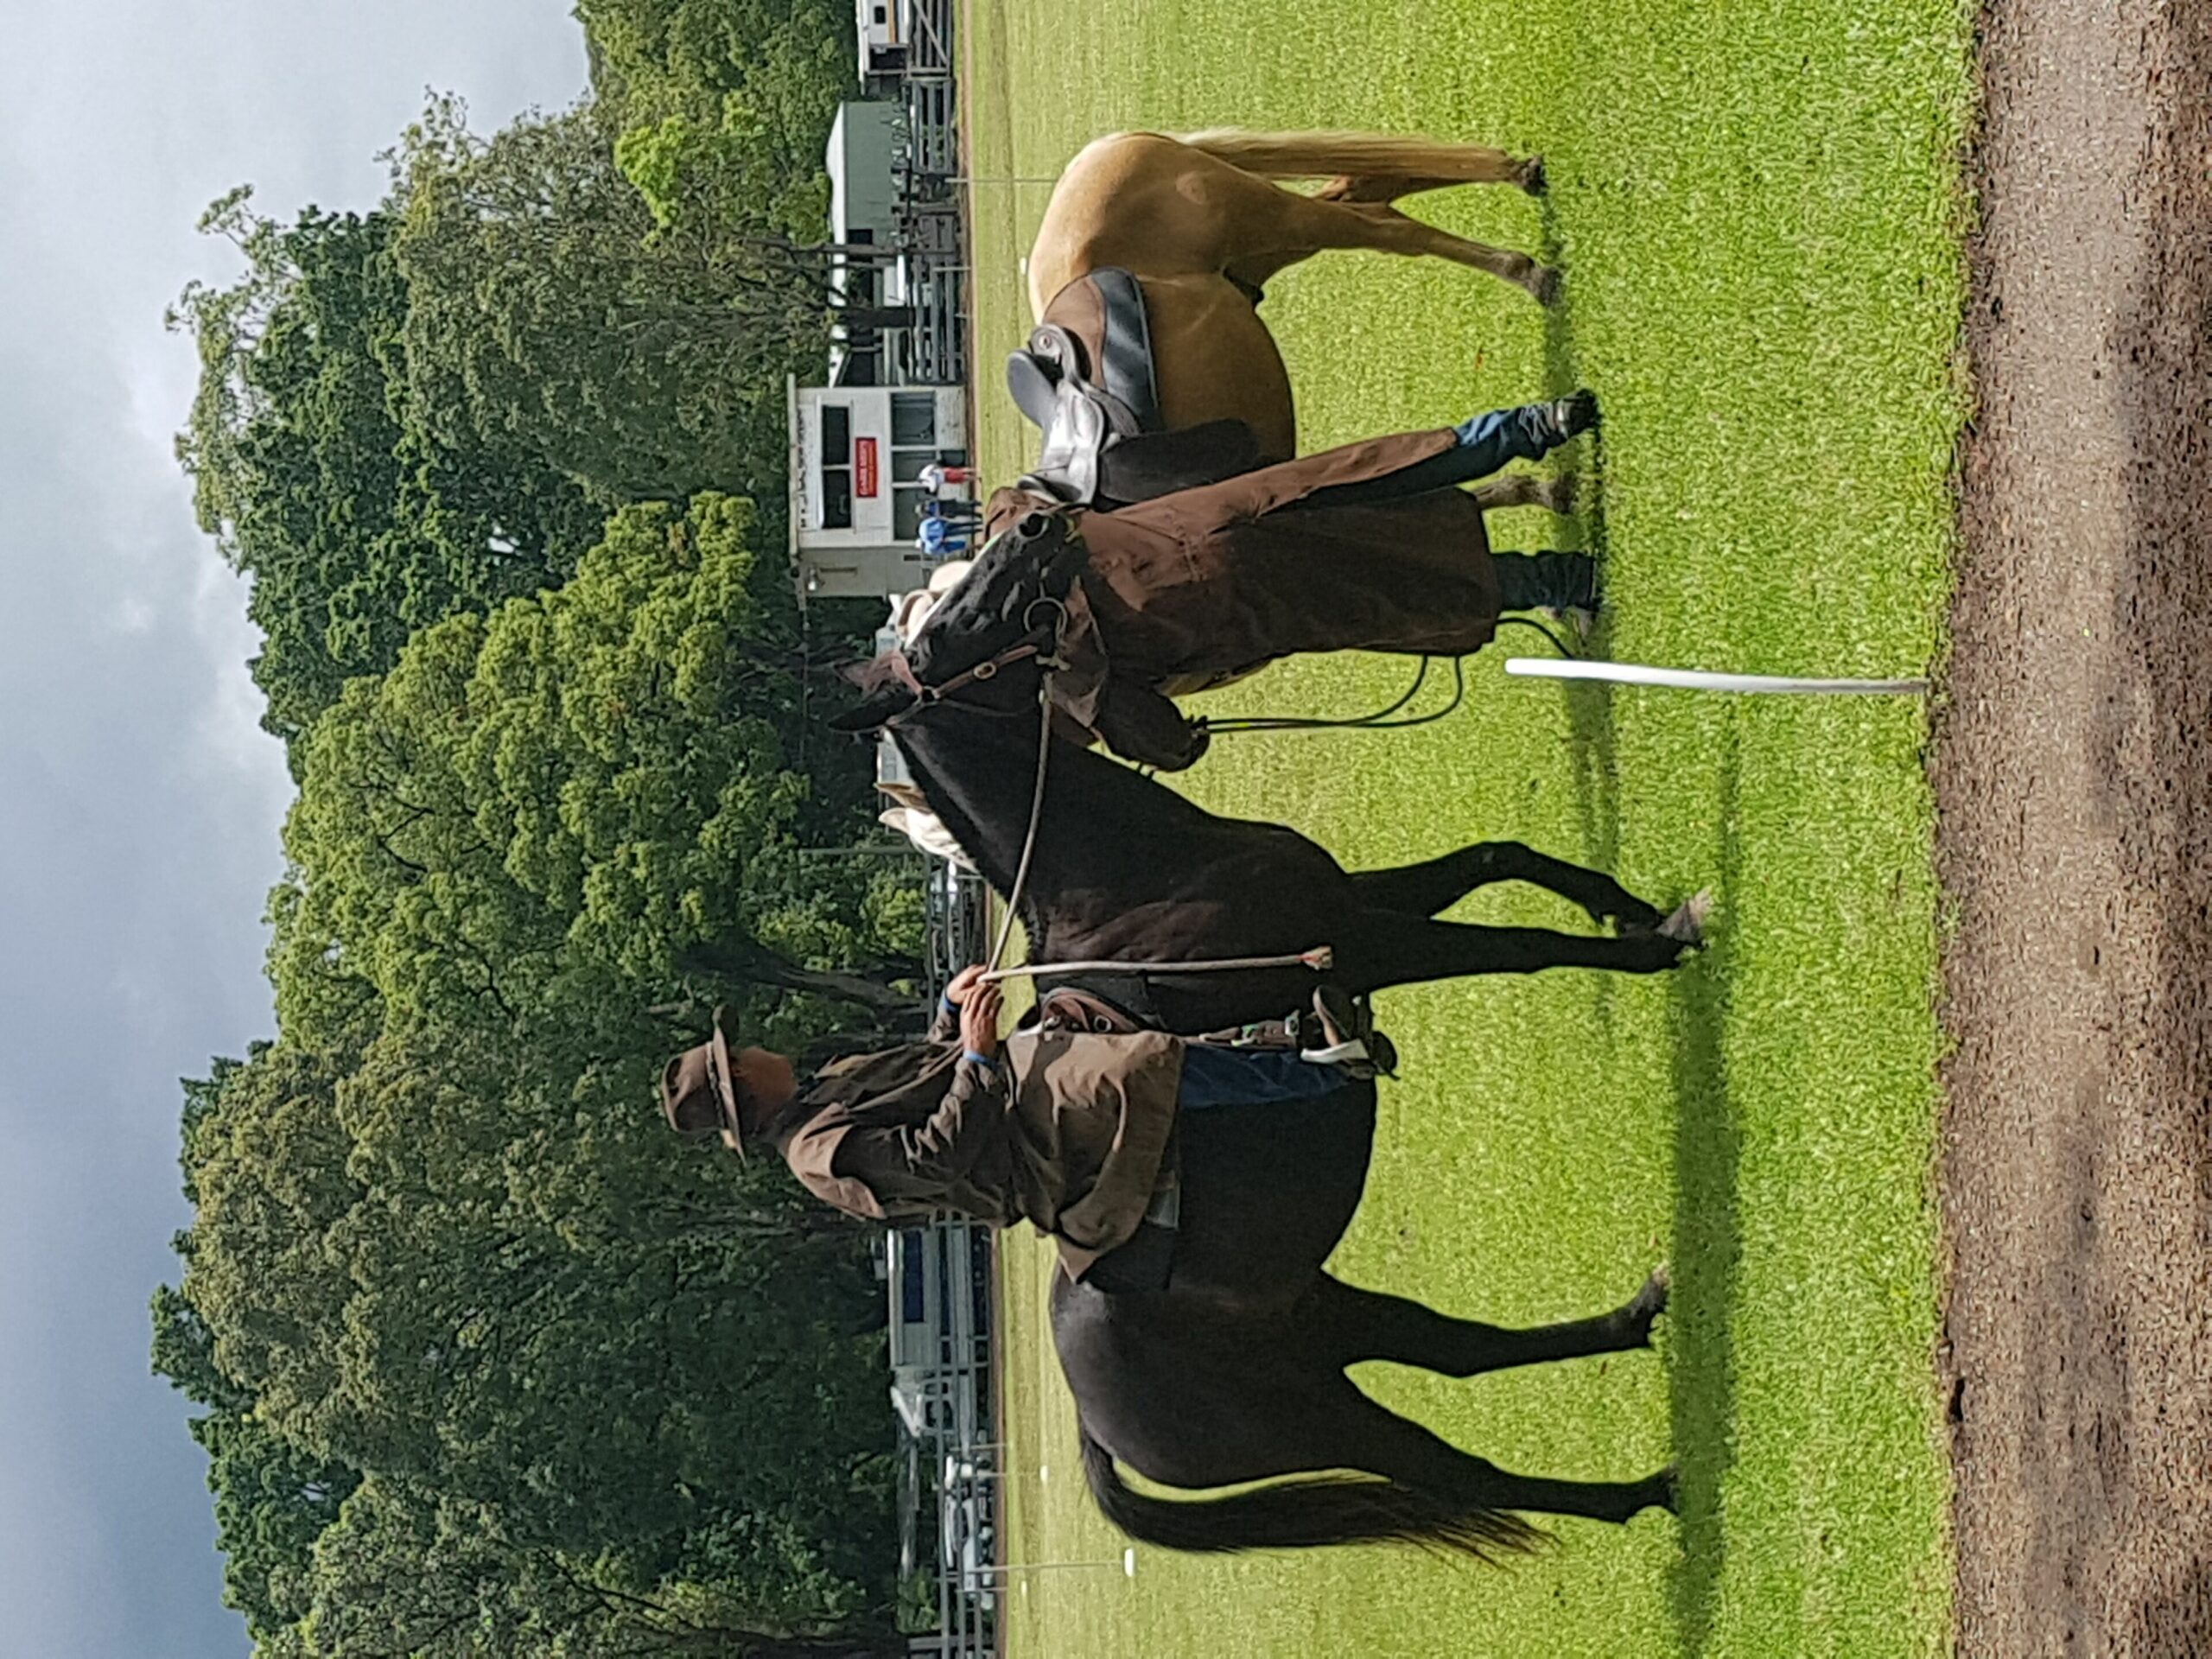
left=986, top=427, right=1503, bottom=770
left=772, top=1001, right=1183, bottom=1281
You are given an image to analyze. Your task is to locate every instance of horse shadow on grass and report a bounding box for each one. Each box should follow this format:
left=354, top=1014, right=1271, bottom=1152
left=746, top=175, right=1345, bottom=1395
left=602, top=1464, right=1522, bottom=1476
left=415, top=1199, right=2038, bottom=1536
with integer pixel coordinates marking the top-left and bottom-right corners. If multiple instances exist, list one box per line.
left=1534, top=196, right=1628, bottom=1022
left=1664, top=719, right=1744, bottom=1656
left=1534, top=186, right=1742, bottom=1654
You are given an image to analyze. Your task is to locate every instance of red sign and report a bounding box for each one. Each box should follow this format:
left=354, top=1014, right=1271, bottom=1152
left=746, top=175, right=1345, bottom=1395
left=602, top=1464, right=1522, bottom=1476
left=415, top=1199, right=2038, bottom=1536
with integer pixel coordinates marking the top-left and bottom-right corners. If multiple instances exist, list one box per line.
left=855, top=436, right=880, bottom=498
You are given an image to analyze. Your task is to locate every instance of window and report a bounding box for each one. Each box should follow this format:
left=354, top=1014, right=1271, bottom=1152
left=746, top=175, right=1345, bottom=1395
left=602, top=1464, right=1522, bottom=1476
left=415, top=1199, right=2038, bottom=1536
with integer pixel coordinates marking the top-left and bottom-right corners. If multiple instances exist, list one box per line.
left=819, top=466, right=854, bottom=530
left=890, top=391, right=937, bottom=448
left=817, top=404, right=854, bottom=529
left=893, top=486, right=926, bottom=542
left=899, top=1236, right=927, bottom=1324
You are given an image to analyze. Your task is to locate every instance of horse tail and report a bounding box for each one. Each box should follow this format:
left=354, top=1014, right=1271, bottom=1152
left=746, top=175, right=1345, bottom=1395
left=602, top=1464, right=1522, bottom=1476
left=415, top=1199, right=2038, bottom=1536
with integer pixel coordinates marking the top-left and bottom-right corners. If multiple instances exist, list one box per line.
left=1076, top=1427, right=1545, bottom=1563
left=1176, top=128, right=1527, bottom=186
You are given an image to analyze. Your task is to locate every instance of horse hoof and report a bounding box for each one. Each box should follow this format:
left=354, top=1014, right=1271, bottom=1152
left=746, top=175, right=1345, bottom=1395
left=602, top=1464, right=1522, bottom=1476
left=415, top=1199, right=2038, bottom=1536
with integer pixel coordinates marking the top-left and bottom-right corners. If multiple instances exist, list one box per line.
left=1541, top=474, right=1580, bottom=516
left=1633, top=1263, right=1672, bottom=1325
left=1658, top=888, right=1713, bottom=946
left=1526, top=264, right=1564, bottom=306
left=1517, top=155, right=1548, bottom=195
left=1651, top=1465, right=1681, bottom=1515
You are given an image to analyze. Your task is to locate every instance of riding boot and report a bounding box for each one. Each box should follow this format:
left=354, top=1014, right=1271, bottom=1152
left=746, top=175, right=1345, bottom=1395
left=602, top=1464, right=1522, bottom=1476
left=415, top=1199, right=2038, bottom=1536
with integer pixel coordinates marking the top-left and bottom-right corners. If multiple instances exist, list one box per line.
left=1304, top=391, right=1599, bottom=509
left=1491, top=550, right=1599, bottom=614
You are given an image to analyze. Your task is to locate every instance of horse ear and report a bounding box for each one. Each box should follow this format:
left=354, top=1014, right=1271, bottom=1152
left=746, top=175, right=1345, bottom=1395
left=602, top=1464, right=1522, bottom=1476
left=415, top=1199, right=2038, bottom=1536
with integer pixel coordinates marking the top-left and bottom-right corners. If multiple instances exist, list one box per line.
left=831, top=658, right=876, bottom=688
left=828, top=683, right=915, bottom=734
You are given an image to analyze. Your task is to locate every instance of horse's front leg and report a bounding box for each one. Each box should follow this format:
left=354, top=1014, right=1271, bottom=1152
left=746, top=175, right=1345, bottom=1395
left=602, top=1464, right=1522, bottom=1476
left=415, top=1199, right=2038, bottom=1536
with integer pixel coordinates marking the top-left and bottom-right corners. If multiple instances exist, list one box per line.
left=1224, top=169, right=1542, bottom=296
left=1259, top=190, right=1559, bottom=304
left=1337, top=906, right=1696, bottom=991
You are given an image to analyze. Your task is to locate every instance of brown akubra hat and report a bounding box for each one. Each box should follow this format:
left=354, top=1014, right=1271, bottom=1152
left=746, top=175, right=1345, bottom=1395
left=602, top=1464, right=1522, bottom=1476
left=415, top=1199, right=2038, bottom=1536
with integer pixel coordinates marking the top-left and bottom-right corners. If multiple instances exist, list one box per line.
left=658, top=1008, right=748, bottom=1156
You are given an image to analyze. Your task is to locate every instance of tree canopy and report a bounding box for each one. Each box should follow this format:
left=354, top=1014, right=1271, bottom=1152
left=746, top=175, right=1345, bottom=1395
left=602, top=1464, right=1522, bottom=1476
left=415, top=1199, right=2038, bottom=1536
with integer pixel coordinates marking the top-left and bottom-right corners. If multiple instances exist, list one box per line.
left=173, top=193, right=602, bottom=752
left=160, top=3, right=930, bottom=1645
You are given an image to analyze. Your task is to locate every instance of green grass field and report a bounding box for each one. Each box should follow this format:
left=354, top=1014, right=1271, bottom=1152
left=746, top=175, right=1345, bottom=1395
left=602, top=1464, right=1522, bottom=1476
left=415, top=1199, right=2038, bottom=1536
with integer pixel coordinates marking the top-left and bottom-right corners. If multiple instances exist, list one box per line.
left=962, top=1, right=1973, bottom=1650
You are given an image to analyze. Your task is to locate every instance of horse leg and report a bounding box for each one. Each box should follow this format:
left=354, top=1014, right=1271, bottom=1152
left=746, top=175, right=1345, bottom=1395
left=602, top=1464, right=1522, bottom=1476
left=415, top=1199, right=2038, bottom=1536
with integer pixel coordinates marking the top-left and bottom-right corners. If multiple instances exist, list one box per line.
left=1325, top=1387, right=1675, bottom=1524
left=1350, top=841, right=1667, bottom=931
left=1336, top=906, right=1691, bottom=992
left=1467, top=474, right=1577, bottom=515
left=1304, top=1269, right=1670, bottom=1376
left=1259, top=191, right=1559, bottom=302
left=1224, top=174, right=1503, bottom=296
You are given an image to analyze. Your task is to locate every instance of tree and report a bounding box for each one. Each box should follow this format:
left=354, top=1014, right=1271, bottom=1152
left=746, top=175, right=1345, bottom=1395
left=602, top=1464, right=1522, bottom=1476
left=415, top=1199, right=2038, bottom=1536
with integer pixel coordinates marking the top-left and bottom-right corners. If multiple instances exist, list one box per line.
left=172, top=194, right=601, bottom=751
left=284, top=1478, right=908, bottom=1657
left=390, top=100, right=836, bottom=506
left=273, top=491, right=885, bottom=1055
left=581, top=0, right=850, bottom=240
left=183, top=492, right=906, bottom=1623
left=164, top=1026, right=897, bottom=1649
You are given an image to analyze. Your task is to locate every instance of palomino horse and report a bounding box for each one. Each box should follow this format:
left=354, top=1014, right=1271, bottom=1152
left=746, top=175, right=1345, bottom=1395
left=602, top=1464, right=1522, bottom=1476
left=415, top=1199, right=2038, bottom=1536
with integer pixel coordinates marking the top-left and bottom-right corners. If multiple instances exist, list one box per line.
left=1024, top=130, right=1557, bottom=466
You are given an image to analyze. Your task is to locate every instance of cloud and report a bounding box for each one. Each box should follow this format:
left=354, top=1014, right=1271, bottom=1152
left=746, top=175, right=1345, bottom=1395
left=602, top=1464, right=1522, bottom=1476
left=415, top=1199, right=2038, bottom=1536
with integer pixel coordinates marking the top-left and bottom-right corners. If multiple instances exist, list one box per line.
left=0, top=3, right=588, bottom=1652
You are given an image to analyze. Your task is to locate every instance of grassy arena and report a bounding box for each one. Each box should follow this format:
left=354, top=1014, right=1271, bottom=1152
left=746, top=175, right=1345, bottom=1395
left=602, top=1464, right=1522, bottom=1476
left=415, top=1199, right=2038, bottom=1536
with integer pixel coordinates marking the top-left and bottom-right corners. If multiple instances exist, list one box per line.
left=961, top=0, right=1974, bottom=1651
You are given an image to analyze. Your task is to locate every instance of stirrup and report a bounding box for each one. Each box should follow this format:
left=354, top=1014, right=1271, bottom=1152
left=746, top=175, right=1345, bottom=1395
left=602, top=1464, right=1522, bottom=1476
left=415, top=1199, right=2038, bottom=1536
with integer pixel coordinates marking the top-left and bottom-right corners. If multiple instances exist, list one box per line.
left=1300, top=1037, right=1375, bottom=1075
left=1297, top=988, right=1395, bottom=1079
left=1542, top=390, right=1600, bottom=446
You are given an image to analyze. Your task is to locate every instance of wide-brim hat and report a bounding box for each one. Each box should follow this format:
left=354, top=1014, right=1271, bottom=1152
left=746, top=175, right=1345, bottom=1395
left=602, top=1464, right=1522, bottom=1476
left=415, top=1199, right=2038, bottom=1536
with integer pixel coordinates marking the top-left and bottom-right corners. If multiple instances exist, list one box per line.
left=658, top=1008, right=748, bottom=1157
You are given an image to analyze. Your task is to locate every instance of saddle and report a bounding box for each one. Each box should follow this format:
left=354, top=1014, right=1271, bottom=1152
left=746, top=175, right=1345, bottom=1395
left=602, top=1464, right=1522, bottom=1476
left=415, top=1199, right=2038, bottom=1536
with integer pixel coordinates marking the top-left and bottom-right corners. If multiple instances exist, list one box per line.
left=1043, top=976, right=1397, bottom=1296
left=1008, top=269, right=1263, bottom=509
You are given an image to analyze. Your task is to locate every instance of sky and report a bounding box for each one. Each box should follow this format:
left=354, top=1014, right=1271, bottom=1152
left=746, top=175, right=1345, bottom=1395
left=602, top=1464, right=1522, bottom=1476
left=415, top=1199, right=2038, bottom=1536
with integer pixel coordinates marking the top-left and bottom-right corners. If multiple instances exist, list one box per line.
left=0, top=4, right=588, bottom=1652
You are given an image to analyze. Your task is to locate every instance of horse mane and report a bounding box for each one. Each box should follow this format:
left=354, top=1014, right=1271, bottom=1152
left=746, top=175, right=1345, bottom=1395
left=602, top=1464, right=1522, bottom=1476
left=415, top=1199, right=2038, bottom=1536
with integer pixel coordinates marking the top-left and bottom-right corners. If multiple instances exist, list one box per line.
left=841, top=652, right=906, bottom=701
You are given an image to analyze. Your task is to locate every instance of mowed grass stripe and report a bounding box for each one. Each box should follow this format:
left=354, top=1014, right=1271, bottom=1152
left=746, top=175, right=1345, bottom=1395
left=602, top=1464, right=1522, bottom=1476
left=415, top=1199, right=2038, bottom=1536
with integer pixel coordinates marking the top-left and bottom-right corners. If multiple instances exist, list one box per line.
left=963, top=0, right=1968, bottom=1649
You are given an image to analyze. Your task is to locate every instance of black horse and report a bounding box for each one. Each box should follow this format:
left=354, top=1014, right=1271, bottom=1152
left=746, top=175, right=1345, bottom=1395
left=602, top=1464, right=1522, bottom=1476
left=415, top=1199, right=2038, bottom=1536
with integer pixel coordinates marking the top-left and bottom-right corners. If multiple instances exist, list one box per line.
left=829, top=525, right=1694, bottom=1552
left=1055, top=1085, right=1675, bottom=1554
left=831, top=512, right=1705, bottom=1037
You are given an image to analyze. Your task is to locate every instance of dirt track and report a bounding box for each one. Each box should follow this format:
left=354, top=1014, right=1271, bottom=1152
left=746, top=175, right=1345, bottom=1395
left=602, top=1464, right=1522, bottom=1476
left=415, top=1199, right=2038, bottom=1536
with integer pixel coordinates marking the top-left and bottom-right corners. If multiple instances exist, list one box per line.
left=1939, top=0, right=2212, bottom=1650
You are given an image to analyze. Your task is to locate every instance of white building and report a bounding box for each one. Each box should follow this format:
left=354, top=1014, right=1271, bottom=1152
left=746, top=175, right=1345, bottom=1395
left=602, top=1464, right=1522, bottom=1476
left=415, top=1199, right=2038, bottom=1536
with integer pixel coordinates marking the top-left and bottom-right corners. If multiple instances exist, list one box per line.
left=856, top=0, right=905, bottom=85
left=789, top=378, right=969, bottom=603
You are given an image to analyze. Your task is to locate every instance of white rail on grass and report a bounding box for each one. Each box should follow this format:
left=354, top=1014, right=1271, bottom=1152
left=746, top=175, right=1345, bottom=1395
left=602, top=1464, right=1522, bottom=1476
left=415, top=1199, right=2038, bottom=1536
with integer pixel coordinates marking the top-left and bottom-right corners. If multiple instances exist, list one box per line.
left=1504, top=658, right=1928, bottom=695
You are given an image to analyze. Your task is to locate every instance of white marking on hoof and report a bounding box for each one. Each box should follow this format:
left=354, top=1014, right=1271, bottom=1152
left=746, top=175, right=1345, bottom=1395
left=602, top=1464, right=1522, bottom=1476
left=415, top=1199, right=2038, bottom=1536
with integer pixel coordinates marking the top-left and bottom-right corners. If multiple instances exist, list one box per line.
left=1658, top=888, right=1713, bottom=944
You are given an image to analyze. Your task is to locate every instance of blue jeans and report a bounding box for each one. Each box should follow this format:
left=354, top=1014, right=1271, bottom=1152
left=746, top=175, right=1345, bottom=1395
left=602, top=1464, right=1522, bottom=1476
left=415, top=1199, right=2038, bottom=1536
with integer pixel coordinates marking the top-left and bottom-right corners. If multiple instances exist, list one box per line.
left=1305, top=404, right=1566, bottom=509
left=1176, top=1045, right=1350, bottom=1110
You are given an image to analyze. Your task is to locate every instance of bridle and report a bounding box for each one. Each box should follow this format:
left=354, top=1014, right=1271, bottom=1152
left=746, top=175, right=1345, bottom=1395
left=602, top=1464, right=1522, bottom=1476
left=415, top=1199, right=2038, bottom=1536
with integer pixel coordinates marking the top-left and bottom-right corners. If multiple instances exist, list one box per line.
left=884, top=596, right=1071, bottom=971
left=882, top=637, right=1051, bottom=709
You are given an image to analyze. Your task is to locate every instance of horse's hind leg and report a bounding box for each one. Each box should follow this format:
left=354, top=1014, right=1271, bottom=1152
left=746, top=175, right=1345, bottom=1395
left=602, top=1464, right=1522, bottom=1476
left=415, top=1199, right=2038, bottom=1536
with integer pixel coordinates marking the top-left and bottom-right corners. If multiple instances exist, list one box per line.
left=1350, top=841, right=1666, bottom=931
left=1467, top=474, right=1578, bottom=515
left=1269, top=192, right=1558, bottom=302
left=1224, top=173, right=1523, bottom=296
left=1337, top=906, right=1691, bottom=992
left=1325, top=1387, right=1675, bottom=1524
left=1304, top=1270, right=1670, bottom=1376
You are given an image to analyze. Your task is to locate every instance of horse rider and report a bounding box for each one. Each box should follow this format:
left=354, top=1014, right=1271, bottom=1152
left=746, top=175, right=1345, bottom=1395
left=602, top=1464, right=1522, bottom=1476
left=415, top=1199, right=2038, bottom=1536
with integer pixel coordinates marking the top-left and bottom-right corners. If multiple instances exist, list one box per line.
left=982, top=394, right=1605, bottom=770
left=658, top=967, right=1377, bottom=1290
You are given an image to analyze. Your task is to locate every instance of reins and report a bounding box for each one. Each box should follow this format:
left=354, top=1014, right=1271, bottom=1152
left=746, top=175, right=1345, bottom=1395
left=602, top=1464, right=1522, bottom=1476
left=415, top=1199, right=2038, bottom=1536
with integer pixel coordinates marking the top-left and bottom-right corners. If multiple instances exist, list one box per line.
left=1198, top=617, right=1579, bottom=739
left=982, top=602, right=1067, bottom=972
left=978, top=946, right=1332, bottom=986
